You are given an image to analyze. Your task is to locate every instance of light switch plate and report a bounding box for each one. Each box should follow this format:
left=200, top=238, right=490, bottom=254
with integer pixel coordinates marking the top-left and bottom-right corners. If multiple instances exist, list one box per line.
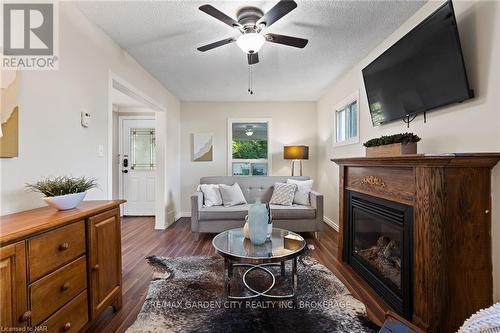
left=98, top=144, right=104, bottom=157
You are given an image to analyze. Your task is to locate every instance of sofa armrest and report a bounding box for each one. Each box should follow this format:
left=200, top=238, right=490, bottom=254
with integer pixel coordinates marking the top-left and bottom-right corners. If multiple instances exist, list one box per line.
left=310, top=191, right=324, bottom=231
left=191, top=192, right=203, bottom=232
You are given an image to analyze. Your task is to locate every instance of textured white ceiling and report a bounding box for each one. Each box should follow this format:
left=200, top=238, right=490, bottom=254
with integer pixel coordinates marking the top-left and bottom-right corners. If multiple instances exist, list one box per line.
left=76, top=1, right=425, bottom=101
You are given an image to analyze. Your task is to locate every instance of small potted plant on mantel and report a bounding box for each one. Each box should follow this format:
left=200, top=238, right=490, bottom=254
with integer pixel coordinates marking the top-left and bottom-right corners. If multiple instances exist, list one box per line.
left=26, top=176, right=98, bottom=210
left=363, top=132, right=421, bottom=157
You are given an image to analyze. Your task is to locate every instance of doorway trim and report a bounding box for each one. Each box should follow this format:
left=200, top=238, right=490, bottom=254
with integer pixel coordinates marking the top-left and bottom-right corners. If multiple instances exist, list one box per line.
left=108, top=71, right=168, bottom=229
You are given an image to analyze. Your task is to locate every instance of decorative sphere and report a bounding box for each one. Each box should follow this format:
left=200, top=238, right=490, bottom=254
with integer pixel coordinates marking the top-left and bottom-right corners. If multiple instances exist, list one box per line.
left=243, top=221, right=250, bottom=239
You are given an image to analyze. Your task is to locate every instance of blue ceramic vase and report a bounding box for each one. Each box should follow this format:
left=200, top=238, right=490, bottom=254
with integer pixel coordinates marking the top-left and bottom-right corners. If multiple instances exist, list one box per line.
left=248, top=199, right=269, bottom=245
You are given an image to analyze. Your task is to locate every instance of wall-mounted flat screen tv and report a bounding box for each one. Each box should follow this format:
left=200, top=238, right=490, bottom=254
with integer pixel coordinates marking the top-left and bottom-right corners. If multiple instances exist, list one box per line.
left=362, top=1, right=473, bottom=126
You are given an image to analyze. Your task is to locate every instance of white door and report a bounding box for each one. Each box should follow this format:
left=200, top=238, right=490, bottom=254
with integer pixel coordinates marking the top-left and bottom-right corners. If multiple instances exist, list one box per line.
left=120, top=118, right=156, bottom=216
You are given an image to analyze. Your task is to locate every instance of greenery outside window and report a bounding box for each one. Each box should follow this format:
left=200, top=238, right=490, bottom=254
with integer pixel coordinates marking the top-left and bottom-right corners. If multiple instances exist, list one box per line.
left=228, top=119, right=271, bottom=176
left=334, top=91, right=359, bottom=146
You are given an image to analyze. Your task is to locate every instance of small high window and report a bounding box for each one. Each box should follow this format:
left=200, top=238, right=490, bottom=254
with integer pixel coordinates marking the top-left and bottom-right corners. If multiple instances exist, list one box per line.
left=334, top=91, right=359, bottom=146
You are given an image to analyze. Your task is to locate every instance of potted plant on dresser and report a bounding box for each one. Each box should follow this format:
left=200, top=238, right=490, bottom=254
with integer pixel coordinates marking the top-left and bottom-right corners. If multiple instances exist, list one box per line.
left=26, top=175, right=98, bottom=210
left=363, top=132, right=421, bottom=157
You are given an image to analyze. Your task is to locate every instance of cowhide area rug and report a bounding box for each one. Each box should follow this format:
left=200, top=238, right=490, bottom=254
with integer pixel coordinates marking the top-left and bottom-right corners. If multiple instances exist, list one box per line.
left=126, top=252, right=379, bottom=333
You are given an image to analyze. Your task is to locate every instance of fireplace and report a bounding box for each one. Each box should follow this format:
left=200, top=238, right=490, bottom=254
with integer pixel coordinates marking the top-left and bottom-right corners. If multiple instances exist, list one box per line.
left=344, top=190, right=412, bottom=319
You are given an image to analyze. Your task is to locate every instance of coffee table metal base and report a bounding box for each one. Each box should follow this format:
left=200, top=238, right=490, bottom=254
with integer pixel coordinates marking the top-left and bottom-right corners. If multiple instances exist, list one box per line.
left=224, top=257, right=298, bottom=299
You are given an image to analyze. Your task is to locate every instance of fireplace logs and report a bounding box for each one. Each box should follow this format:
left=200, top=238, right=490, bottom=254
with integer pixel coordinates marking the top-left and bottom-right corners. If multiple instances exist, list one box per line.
left=357, top=236, right=401, bottom=288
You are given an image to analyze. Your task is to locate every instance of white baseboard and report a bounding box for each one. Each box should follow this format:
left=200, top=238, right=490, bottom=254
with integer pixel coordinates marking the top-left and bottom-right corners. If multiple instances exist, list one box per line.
left=323, top=216, right=339, bottom=232
left=176, top=212, right=191, bottom=220
left=167, top=210, right=177, bottom=226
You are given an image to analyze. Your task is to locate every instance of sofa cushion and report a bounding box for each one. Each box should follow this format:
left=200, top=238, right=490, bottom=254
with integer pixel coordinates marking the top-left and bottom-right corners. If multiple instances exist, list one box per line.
left=198, top=184, right=222, bottom=207
left=219, top=183, right=247, bottom=207
left=287, top=179, right=314, bottom=206
left=270, top=183, right=297, bottom=206
left=199, top=204, right=250, bottom=221
left=270, top=204, right=316, bottom=220
left=200, top=176, right=310, bottom=204
left=199, top=204, right=316, bottom=221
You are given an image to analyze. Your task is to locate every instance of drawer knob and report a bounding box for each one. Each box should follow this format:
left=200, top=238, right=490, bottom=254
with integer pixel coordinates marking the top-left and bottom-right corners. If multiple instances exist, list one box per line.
left=60, top=281, right=70, bottom=291
left=59, top=242, right=69, bottom=251
left=19, top=310, right=31, bottom=323
left=63, top=322, right=71, bottom=331
left=93, top=264, right=99, bottom=271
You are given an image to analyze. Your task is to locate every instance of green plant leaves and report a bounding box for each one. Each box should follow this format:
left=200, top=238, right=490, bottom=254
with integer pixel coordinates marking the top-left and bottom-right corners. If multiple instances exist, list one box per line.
left=363, top=133, right=421, bottom=148
left=232, top=140, right=268, bottom=159
left=26, top=176, right=98, bottom=197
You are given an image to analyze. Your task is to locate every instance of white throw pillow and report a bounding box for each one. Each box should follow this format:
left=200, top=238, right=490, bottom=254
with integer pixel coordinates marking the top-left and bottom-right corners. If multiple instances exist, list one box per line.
left=199, top=184, right=223, bottom=207
left=270, top=183, right=297, bottom=206
left=287, top=179, right=314, bottom=206
left=219, top=183, right=247, bottom=207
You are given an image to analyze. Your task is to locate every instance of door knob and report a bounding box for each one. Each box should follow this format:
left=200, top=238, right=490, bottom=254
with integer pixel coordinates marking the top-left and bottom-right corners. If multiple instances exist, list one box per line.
left=122, top=169, right=128, bottom=174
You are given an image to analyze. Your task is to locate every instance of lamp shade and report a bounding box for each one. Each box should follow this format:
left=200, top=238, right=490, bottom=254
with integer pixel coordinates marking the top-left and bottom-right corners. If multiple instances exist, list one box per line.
left=284, top=146, right=309, bottom=160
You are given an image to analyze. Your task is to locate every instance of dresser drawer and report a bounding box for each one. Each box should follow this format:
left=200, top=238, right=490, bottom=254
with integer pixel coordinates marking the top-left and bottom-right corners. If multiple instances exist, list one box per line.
left=41, top=291, right=88, bottom=333
left=30, top=256, right=87, bottom=325
left=345, top=166, right=415, bottom=205
left=28, top=221, right=85, bottom=282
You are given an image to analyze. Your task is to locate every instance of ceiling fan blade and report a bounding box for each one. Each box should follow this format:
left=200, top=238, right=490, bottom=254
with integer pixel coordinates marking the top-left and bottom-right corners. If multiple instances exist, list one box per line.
left=247, top=53, right=259, bottom=65
left=197, top=37, right=236, bottom=52
left=265, top=33, right=308, bottom=48
left=199, top=5, right=241, bottom=28
left=257, top=0, right=297, bottom=28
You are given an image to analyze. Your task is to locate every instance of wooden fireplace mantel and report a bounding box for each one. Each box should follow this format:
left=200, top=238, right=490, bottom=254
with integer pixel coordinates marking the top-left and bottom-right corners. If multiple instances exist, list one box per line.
left=332, top=153, right=500, bottom=333
left=332, top=152, right=500, bottom=167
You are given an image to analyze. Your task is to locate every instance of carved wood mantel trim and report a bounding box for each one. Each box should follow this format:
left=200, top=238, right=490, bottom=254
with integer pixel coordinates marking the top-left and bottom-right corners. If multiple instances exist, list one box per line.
left=361, top=175, right=386, bottom=187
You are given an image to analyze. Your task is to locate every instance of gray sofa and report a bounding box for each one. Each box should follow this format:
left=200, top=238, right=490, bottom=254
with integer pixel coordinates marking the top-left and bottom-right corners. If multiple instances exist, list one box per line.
left=191, top=176, right=324, bottom=240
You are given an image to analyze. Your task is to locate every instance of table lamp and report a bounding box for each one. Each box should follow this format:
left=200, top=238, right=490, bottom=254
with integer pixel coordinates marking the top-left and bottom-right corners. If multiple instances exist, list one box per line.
left=284, top=145, right=309, bottom=176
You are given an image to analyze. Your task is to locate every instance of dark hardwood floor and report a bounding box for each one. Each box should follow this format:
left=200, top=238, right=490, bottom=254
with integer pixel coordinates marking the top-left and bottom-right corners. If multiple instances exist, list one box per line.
left=89, top=216, right=387, bottom=332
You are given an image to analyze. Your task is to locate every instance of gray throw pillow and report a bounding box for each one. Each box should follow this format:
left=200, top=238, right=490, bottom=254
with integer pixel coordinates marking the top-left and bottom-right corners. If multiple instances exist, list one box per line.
left=270, top=183, right=297, bottom=206
left=219, top=183, right=247, bottom=207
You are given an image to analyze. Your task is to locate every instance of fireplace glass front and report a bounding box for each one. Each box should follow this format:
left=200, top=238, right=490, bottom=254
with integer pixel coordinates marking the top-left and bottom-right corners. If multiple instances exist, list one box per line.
left=345, top=191, right=412, bottom=319
left=353, top=207, right=402, bottom=292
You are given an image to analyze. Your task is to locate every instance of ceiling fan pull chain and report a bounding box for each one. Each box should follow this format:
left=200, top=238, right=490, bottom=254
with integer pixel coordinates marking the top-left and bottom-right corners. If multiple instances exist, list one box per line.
left=248, top=65, right=254, bottom=95
left=248, top=66, right=251, bottom=93
left=250, top=66, right=253, bottom=95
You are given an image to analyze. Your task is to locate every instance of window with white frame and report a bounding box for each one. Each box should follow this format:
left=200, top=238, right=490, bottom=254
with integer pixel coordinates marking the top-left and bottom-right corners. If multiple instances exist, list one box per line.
left=334, top=92, right=359, bottom=146
left=228, top=119, right=271, bottom=176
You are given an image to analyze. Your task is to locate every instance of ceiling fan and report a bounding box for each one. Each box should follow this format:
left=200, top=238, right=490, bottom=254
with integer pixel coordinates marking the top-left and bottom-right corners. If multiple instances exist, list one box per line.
left=197, top=0, right=308, bottom=65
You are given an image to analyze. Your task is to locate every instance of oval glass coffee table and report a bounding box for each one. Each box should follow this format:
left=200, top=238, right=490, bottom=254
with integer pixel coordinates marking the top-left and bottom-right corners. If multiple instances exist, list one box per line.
left=212, top=228, right=306, bottom=299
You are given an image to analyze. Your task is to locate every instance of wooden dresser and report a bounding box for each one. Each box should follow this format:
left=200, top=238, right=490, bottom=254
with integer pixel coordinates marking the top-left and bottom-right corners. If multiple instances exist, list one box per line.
left=0, top=200, right=125, bottom=332
left=332, top=154, right=500, bottom=333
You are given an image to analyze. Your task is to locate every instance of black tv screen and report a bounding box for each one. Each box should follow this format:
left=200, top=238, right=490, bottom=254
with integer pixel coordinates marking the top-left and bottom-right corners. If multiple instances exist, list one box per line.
left=362, top=1, right=473, bottom=126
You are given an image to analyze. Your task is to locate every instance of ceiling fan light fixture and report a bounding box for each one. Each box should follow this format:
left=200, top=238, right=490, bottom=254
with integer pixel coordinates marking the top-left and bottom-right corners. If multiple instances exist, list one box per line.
left=236, top=32, right=265, bottom=54
left=245, top=126, right=254, bottom=136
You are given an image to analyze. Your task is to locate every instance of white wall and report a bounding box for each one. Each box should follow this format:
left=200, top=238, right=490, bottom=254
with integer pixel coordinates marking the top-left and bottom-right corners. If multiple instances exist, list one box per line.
left=0, top=3, right=181, bottom=225
left=180, top=101, right=317, bottom=214
left=316, top=0, right=500, bottom=301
